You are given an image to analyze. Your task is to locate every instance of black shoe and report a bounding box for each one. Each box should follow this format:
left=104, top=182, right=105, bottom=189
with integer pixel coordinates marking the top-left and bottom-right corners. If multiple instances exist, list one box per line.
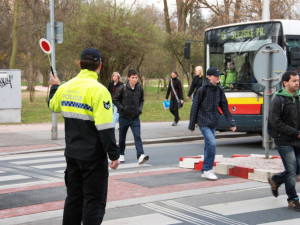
left=288, top=198, right=300, bottom=211
left=172, top=121, right=177, bottom=126
left=268, top=176, right=279, bottom=197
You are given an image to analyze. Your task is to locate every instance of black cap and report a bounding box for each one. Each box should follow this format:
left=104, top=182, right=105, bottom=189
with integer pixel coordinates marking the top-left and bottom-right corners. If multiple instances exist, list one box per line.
left=80, top=48, right=101, bottom=62
left=207, top=67, right=221, bottom=76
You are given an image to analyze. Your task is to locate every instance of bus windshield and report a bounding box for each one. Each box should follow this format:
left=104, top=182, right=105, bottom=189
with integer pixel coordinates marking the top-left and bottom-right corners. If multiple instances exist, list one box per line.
left=205, top=22, right=282, bottom=92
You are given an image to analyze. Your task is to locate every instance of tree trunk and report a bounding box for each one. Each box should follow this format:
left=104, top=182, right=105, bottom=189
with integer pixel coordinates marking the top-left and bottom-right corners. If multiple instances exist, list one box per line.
left=163, top=0, right=171, bottom=34
left=223, top=0, right=230, bottom=24
left=176, top=0, right=189, bottom=32
left=10, top=0, right=20, bottom=69
left=189, top=4, right=194, bottom=33
left=26, top=51, right=36, bottom=102
left=136, top=54, right=145, bottom=86
left=233, top=0, right=242, bottom=23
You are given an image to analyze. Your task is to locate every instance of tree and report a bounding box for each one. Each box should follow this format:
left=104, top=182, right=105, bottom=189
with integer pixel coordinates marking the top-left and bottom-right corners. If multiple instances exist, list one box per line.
left=176, top=0, right=195, bottom=32
left=56, top=1, right=159, bottom=87
left=9, top=0, right=20, bottom=69
left=197, top=0, right=300, bottom=26
left=0, top=0, right=12, bottom=68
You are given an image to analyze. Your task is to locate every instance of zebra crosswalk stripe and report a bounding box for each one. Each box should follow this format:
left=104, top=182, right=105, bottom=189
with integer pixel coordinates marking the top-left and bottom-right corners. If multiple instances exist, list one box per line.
left=11, top=157, right=64, bottom=165
left=163, top=200, right=247, bottom=225
left=200, top=196, right=287, bottom=215
left=143, top=203, right=214, bottom=225
left=0, top=175, right=30, bottom=182
left=31, top=163, right=66, bottom=169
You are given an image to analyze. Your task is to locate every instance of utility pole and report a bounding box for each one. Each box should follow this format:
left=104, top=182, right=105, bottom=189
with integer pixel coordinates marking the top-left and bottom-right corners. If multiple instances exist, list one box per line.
left=262, top=0, right=270, bottom=20
left=50, top=0, right=57, bottom=140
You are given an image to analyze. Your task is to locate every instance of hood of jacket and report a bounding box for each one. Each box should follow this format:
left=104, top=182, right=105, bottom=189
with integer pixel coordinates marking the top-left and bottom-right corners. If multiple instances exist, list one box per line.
left=275, top=88, right=300, bottom=103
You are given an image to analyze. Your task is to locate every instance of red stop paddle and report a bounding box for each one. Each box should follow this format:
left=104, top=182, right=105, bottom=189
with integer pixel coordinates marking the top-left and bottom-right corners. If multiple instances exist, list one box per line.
left=39, top=38, right=54, bottom=75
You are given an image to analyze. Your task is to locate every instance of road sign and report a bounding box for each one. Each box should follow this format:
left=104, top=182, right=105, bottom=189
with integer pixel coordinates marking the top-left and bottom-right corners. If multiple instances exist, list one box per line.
left=46, top=22, right=63, bottom=44
left=39, top=38, right=52, bottom=54
left=253, top=43, right=287, bottom=87
left=253, top=43, right=287, bottom=159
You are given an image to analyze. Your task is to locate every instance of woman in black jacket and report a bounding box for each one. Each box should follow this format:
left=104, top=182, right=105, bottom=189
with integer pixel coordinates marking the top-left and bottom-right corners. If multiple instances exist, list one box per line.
left=107, top=72, right=123, bottom=127
left=165, top=71, right=184, bottom=126
left=187, top=66, right=203, bottom=99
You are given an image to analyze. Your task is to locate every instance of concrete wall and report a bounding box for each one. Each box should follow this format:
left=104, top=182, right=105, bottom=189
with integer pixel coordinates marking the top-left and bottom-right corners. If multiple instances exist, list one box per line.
left=0, top=69, right=21, bottom=123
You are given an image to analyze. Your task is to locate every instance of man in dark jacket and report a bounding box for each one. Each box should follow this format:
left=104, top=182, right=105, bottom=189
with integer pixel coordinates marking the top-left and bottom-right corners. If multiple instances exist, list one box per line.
left=189, top=67, right=236, bottom=180
left=48, top=48, right=120, bottom=225
left=268, top=71, right=300, bottom=211
left=113, top=69, right=149, bottom=164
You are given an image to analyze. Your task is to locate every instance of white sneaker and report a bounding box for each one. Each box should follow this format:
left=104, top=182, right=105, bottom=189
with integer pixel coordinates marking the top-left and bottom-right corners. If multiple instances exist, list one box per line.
left=138, top=154, right=149, bottom=164
left=119, top=155, right=125, bottom=163
left=202, top=170, right=218, bottom=180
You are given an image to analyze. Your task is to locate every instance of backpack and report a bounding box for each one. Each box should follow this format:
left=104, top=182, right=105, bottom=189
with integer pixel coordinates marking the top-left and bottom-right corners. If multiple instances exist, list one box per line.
left=267, top=96, right=285, bottom=138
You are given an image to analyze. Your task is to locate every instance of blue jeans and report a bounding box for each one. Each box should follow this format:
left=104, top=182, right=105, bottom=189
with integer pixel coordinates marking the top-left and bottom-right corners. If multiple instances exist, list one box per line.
left=272, top=145, right=300, bottom=201
left=199, top=126, right=216, bottom=172
left=119, top=117, right=144, bottom=159
left=112, top=104, right=119, bottom=127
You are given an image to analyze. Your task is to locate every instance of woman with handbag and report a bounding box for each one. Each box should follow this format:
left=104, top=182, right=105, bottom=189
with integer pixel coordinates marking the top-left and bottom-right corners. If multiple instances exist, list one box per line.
left=165, top=71, right=184, bottom=126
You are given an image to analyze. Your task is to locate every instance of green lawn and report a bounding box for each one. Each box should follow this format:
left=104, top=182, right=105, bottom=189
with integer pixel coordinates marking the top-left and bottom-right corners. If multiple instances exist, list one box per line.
left=20, top=85, right=192, bottom=124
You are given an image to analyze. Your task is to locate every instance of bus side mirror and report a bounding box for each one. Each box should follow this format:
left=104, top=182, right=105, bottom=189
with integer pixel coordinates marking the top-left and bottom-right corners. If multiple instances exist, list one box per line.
left=184, top=42, right=190, bottom=59
left=290, top=47, right=300, bottom=66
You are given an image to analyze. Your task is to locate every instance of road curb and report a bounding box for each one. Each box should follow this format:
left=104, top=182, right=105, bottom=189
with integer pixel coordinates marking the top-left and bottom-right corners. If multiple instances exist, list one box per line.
left=0, top=133, right=247, bottom=156
left=179, top=154, right=282, bottom=183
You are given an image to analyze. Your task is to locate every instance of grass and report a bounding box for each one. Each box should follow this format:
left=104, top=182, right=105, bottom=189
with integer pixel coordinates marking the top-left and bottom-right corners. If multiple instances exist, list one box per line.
left=20, top=84, right=192, bottom=124
left=141, top=85, right=192, bottom=122
left=21, top=94, right=64, bottom=124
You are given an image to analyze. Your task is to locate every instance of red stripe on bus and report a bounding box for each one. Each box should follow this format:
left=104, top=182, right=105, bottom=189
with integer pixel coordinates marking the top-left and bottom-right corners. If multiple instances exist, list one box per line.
left=228, top=104, right=261, bottom=114
left=219, top=104, right=261, bottom=115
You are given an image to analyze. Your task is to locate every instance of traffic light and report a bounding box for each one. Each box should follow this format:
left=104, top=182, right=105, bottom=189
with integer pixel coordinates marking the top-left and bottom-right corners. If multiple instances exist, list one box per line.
left=184, top=42, right=190, bottom=59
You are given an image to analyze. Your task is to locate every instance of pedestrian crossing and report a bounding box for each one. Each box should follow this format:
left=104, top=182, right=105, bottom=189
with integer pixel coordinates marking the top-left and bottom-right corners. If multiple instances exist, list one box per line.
left=0, top=152, right=65, bottom=188
left=103, top=196, right=300, bottom=225
left=1, top=150, right=300, bottom=225
left=0, top=151, right=151, bottom=188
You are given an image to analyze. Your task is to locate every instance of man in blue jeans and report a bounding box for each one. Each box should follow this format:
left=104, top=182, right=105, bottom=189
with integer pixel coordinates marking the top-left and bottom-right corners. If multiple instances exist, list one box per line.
left=113, top=69, right=149, bottom=164
left=268, top=71, right=300, bottom=211
left=189, top=67, right=236, bottom=180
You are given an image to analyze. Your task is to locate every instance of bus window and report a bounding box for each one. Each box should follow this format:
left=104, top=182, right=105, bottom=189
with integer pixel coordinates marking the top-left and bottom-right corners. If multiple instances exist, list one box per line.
left=287, top=37, right=300, bottom=73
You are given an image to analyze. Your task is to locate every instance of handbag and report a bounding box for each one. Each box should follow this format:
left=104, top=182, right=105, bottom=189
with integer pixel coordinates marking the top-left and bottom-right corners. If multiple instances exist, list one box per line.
left=170, top=79, right=183, bottom=108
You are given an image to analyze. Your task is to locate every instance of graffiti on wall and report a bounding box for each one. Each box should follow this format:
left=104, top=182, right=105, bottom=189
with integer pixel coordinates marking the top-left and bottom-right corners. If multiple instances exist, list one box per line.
left=0, top=74, right=13, bottom=88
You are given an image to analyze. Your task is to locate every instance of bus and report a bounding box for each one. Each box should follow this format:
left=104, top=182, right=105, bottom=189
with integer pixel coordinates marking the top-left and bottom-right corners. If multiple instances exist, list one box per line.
left=204, top=20, right=300, bottom=133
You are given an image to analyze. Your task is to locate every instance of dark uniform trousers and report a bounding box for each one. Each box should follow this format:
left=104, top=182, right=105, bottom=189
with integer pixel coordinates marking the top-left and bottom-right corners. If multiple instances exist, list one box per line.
left=63, top=156, right=108, bottom=225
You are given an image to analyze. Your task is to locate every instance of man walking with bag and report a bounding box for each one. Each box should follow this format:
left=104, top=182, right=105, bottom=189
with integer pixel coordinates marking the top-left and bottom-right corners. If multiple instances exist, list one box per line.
left=268, top=71, right=300, bottom=211
left=189, top=67, right=236, bottom=180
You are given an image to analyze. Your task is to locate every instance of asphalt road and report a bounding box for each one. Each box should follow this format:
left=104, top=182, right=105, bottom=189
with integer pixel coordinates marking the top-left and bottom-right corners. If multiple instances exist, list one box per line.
left=1, top=135, right=298, bottom=225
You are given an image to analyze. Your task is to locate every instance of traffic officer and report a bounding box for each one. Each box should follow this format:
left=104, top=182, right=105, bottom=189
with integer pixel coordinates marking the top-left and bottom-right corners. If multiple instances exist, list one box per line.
left=48, top=48, right=120, bottom=225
